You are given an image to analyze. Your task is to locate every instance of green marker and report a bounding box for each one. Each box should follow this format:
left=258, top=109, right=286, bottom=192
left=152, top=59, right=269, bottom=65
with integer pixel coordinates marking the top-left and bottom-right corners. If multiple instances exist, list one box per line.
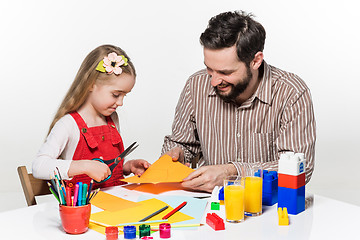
left=82, top=183, right=88, bottom=205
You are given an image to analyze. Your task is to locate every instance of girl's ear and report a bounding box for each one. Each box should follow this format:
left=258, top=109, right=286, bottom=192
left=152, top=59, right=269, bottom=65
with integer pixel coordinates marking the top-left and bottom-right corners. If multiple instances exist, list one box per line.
left=251, top=51, right=264, bottom=70
left=89, top=83, right=96, bottom=92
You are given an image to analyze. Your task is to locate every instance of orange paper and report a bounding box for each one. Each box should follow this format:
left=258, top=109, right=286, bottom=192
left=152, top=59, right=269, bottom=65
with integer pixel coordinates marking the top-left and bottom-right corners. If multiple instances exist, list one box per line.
left=90, top=191, right=141, bottom=211
left=123, top=182, right=188, bottom=194
left=123, top=155, right=194, bottom=183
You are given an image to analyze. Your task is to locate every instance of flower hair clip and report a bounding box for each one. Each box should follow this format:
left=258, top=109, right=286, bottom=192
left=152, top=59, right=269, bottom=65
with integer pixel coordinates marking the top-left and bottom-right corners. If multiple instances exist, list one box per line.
left=96, top=52, right=128, bottom=75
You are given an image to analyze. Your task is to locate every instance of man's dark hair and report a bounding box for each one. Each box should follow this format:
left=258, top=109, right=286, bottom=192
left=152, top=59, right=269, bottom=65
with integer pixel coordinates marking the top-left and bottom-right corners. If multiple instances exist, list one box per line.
left=200, top=11, right=266, bottom=65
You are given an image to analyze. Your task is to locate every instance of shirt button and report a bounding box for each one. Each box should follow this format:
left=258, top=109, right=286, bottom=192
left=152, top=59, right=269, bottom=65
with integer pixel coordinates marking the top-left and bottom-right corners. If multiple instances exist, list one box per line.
left=237, top=133, right=240, bottom=137
left=237, top=157, right=241, bottom=162
left=82, top=128, right=87, bottom=133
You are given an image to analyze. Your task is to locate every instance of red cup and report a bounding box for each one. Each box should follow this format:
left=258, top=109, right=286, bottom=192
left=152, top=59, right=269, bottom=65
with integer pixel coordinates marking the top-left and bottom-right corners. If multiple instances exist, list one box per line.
left=59, top=204, right=91, bottom=234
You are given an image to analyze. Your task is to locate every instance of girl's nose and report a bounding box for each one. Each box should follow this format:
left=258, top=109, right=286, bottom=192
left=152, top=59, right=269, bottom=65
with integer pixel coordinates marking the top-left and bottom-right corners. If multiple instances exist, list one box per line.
left=116, top=96, right=124, bottom=106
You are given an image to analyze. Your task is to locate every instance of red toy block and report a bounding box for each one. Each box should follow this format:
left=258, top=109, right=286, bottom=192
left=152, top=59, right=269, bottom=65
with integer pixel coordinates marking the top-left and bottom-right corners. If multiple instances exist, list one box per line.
left=206, top=213, right=225, bottom=231
left=278, top=173, right=305, bottom=189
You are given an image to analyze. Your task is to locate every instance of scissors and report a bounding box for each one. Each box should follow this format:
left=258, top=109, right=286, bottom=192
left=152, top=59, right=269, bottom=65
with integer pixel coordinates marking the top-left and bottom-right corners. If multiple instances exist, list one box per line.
left=92, top=141, right=139, bottom=183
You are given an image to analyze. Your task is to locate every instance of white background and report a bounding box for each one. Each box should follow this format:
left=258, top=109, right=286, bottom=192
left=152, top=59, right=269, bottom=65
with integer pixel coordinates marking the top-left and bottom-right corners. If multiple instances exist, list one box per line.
left=1, top=0, right=359, bottom=211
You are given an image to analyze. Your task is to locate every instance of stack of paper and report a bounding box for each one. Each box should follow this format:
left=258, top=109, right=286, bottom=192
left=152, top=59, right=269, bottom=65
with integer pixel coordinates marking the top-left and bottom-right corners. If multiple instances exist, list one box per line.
left=89, top=193, right=197, bottom=235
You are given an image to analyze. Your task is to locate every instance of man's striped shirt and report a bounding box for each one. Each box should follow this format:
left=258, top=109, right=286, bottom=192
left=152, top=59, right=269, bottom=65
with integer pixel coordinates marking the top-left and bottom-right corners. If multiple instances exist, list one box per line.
left=162, top=61, right=316, bottom=183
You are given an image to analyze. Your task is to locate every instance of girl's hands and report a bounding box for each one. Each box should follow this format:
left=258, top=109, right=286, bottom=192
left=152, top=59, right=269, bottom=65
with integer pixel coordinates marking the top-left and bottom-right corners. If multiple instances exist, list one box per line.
left=68, top=160, right=111, bottom=182
left=123, top=159, right=151, bottom=176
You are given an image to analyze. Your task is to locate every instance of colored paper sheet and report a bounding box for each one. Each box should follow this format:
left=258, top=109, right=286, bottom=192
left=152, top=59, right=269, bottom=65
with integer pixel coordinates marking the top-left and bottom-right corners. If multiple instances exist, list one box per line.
left=123, top=155, right=194, bottom=183
left=138, top=195, right=208, bottom=226
left=88, top=222, right=108, bottom=235
left=90, top=191, right=141, bottom=211
left=90, top=198, right=194, bottom=227
left=123, top=182, right=187, bottom=194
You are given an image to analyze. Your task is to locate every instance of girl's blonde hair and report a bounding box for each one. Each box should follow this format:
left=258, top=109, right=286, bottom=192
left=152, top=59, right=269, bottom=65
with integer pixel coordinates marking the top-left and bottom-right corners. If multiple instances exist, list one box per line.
left=48, top=44, right=136, bottom=135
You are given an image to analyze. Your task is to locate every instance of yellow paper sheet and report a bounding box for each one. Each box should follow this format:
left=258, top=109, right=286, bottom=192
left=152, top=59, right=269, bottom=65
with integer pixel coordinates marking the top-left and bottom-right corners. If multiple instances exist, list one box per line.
left=123, top=155, right=194, bottom=183
left=90, top=191, right=141, bottom=211
left=90, top=198, right=194, bottom=226
left=88, top=222, right=109, bottom=235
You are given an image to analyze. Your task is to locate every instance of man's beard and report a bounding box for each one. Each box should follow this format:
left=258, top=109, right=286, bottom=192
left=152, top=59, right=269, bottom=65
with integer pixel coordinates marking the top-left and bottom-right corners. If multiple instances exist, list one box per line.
left=214, top=67, right=252, bottom=103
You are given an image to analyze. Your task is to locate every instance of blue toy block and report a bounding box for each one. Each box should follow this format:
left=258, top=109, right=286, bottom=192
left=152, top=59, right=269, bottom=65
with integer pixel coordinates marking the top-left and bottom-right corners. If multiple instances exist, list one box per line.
left=218, top=186, right=224, bottom=201
left=263, top=192, right=278, bottom=206
left=263, top=171, right=278, bottom=193
left=255, top=170, right=278, bottom=206
left=278, top=186, right=305, bottom=215
left=263, top=171, right=278, bottom=205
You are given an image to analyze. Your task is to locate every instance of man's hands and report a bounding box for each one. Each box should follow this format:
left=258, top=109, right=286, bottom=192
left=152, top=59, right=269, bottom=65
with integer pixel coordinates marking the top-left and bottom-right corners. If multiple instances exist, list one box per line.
left=182, top=164, right=237, bottom=192
left=165, top=147, right=237, bottom=193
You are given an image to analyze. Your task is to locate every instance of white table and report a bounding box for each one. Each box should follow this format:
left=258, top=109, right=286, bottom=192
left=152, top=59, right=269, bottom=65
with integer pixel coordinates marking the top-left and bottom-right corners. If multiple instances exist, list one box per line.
left=0, top=186, right=359, bottom=239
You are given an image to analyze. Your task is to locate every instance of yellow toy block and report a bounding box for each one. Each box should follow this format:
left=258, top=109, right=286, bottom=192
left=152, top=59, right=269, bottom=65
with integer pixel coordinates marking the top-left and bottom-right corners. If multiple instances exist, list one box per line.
left=278, top=207, right=289, bottom=225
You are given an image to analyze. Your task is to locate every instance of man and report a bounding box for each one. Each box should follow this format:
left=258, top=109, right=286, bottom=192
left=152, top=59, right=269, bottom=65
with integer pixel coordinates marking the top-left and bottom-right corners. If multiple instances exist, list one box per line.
left=162, top=11, right=316, bottom=192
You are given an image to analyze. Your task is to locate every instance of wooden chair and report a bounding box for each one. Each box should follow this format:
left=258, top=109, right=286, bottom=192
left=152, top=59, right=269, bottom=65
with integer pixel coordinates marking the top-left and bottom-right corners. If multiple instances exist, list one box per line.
left=17, top=166, right=50, bottom=206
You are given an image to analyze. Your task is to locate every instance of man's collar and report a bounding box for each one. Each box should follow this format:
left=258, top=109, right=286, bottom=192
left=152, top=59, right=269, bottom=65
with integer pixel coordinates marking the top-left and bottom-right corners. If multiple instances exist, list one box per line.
left=253, top=60, right=272, bottom=105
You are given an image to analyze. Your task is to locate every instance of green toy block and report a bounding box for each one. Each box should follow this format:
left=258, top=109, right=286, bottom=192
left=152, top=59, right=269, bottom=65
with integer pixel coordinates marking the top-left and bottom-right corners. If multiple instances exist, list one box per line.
left=211, top=202, right=220, bottom=210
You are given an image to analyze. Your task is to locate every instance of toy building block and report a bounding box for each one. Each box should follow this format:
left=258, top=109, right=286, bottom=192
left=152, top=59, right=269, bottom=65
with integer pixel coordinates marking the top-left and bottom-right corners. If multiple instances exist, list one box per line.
left=206, top=213, right=225, bottom=231
left=278, top=207, right=289, bottom=225
left=218, top=186, right=224, bottom=205
left=278, top=152, right=305, bottom=176
left=278, top=186, right=305, bottom=215
left=211, top=202, right=220, bottom=210
left=277, top=152, right=306, bottom=215
left=278, top=152, right=305, bottom=190
left=278, top=172, right=305, bottom=189
left=261, top=170, right=278, bottom=206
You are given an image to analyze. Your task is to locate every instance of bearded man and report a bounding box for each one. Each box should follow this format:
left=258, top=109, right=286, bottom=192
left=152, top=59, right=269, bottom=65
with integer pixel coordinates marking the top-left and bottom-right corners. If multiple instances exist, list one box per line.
left=162, top=11, right=316, bottom=192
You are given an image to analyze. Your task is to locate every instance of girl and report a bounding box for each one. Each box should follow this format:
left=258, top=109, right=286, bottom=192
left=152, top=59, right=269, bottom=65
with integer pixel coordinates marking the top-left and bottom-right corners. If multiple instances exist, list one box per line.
left=32, top=44, right=150, bottom=190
